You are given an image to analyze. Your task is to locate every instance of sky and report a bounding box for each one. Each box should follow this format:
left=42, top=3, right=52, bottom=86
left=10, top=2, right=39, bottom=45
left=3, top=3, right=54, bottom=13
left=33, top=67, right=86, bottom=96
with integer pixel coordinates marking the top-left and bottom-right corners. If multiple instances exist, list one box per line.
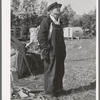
left=41, top=0, right=96, bottom=15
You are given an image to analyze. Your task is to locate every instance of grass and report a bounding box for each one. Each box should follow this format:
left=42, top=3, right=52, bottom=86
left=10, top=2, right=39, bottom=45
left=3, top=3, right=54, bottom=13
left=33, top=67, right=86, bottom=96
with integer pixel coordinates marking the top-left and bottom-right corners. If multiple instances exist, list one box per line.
left=59, top=38, right=96, bottom=100
left=12, top=38, right=96, bottom=100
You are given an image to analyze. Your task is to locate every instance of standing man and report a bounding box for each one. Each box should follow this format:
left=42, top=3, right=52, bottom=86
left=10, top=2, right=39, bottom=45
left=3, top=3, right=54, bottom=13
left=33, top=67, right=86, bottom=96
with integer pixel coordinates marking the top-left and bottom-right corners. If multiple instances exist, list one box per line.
left=38, top=2, right=66, bottom=98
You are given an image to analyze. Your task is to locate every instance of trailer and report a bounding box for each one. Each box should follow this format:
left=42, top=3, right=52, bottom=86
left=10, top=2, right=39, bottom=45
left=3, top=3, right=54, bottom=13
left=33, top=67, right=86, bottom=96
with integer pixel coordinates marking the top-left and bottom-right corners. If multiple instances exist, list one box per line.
left=63, top=27, right=83, bottom=39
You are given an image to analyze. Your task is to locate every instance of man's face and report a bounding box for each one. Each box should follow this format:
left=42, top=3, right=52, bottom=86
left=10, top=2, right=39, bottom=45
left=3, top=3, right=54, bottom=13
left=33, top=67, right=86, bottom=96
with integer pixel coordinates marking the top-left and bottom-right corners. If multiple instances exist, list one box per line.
left=50, top=6, right=61, bottom=16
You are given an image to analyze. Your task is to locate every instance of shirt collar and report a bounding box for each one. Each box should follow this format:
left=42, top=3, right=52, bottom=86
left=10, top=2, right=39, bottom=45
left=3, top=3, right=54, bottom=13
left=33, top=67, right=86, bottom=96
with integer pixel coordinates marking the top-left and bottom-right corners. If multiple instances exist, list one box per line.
left=50, top=15, right=60, bottom=25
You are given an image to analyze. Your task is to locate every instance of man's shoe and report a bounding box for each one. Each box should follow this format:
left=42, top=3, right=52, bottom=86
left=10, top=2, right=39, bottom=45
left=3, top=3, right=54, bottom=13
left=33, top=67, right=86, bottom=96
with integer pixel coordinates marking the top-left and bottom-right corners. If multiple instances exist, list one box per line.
left=56, top=90, right=67, bottom=95
left=41, top=92, right=58, bottom=100
left=45, top=94, right=58, bottom=100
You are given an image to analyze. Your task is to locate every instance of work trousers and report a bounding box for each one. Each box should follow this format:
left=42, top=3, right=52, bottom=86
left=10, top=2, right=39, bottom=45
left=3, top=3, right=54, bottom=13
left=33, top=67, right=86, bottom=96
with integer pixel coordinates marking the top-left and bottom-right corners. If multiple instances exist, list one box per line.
left=44, top=24, right=66, bottom=94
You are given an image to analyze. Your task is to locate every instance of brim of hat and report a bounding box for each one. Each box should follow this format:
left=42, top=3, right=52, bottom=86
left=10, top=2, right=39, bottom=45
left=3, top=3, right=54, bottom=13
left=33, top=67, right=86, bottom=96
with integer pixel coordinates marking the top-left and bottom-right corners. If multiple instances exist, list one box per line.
left=48, top=4, right=62, bottom=11
left=57, top=4, right=62, bottom=8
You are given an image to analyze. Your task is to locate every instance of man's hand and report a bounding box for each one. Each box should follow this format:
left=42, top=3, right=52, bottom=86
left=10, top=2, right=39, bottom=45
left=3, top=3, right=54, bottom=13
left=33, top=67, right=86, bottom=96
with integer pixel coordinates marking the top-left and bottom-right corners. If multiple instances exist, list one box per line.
left=41, top=49, right=49, bottom=60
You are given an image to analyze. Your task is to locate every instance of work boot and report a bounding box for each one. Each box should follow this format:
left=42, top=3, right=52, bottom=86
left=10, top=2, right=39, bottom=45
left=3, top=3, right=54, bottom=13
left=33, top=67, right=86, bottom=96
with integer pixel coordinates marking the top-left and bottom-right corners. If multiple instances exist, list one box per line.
left=40, top=92, right=59, bottom=100
left=45, top=94, right=59, bottom=100
left=56, top=89, right=67, bottom=95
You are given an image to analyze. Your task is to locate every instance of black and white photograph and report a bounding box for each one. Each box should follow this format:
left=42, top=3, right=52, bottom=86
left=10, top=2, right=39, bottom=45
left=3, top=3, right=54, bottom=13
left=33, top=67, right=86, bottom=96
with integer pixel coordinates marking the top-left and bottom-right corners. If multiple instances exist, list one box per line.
left=2, top=0, right=98, bottom=100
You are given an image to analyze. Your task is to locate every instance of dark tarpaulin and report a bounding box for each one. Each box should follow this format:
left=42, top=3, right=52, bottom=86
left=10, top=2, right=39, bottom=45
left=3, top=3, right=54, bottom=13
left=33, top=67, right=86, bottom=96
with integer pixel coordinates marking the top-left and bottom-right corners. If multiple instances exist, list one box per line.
left=11, top=35, right=34, bottom=78
left=11, top=35, right=44, bottom=79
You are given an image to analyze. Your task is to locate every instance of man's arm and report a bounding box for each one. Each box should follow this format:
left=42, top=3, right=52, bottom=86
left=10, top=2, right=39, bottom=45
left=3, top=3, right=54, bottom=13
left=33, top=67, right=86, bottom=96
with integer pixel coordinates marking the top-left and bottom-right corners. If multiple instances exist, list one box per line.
left=38, top=18, right=51, bottom=50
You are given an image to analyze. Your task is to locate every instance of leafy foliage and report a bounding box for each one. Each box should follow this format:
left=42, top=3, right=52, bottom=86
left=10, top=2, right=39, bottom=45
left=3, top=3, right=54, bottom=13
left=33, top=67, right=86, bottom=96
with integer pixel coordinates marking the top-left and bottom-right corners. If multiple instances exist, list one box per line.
left=61, top=5, right=76, bottom=27
left=71, top=17, right=83, bottom=27
left=36, top=1, right=48, bottom=16
left=81, top=10, right=96, bottom=37
left=11, top=0, right=96, bottom=38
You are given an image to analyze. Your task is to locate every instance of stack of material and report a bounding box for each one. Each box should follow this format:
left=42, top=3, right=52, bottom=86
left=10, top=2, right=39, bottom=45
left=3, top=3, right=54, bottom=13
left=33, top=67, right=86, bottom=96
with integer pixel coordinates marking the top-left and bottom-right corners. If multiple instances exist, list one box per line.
left=11, top=86, right=49, bottom=100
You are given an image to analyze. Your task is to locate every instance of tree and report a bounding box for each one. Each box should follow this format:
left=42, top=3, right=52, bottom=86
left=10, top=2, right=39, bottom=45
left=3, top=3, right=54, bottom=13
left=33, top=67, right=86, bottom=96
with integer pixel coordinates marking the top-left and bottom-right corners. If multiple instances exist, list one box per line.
left=71, top=17, right=83, bottom=27
left=11, top=0, right=21, bottom=13
left=11, top=0, right=40, bottom=40
left=61, top=5, right=76, bottom=27
left=82, top=10, right=96, bottom=30
left=34, top=1, right=48, bottom=26
left=11, top=0, right=21, bottom=27
left=11, top=0, right=39, bottom=27
left=36, top=1, right=48, bottom=16
left=81, top=9, right=96, bottom=37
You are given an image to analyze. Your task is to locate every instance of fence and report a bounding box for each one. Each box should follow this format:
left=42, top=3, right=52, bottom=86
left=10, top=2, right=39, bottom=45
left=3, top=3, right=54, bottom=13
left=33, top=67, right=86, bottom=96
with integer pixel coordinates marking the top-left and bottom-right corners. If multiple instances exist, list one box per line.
left=11, top=27, right=29, bottom=40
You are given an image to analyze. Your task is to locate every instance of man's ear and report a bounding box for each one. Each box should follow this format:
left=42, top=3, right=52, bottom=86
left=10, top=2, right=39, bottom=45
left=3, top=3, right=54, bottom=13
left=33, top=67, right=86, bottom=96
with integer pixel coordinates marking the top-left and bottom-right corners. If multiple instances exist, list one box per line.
left=49, top=11, right=52, bottom=14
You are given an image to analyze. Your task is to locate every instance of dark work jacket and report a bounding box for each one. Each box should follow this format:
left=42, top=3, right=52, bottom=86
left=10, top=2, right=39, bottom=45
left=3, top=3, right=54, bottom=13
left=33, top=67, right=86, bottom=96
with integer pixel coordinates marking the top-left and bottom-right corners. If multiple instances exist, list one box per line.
left=38, top=16, right=52, bottom=50
left=38, top=16, right=65, bottom=51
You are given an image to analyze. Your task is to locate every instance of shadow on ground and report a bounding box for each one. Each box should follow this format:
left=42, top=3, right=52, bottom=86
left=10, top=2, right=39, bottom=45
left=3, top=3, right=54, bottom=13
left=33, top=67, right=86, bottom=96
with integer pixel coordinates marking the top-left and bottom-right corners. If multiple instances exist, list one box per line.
left=58, top=80, right=96, bottom=96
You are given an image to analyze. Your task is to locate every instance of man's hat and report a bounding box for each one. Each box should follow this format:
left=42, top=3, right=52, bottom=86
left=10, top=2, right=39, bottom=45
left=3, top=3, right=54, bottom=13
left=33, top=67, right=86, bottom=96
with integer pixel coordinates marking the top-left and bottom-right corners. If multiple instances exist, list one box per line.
left=47, top=2, right=62, bottom=11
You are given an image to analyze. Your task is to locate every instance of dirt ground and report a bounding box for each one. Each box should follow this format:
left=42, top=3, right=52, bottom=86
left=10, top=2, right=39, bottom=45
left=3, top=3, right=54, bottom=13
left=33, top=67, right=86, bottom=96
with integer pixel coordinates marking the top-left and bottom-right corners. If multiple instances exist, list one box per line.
left=12, top=38, right=96, bottom=100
